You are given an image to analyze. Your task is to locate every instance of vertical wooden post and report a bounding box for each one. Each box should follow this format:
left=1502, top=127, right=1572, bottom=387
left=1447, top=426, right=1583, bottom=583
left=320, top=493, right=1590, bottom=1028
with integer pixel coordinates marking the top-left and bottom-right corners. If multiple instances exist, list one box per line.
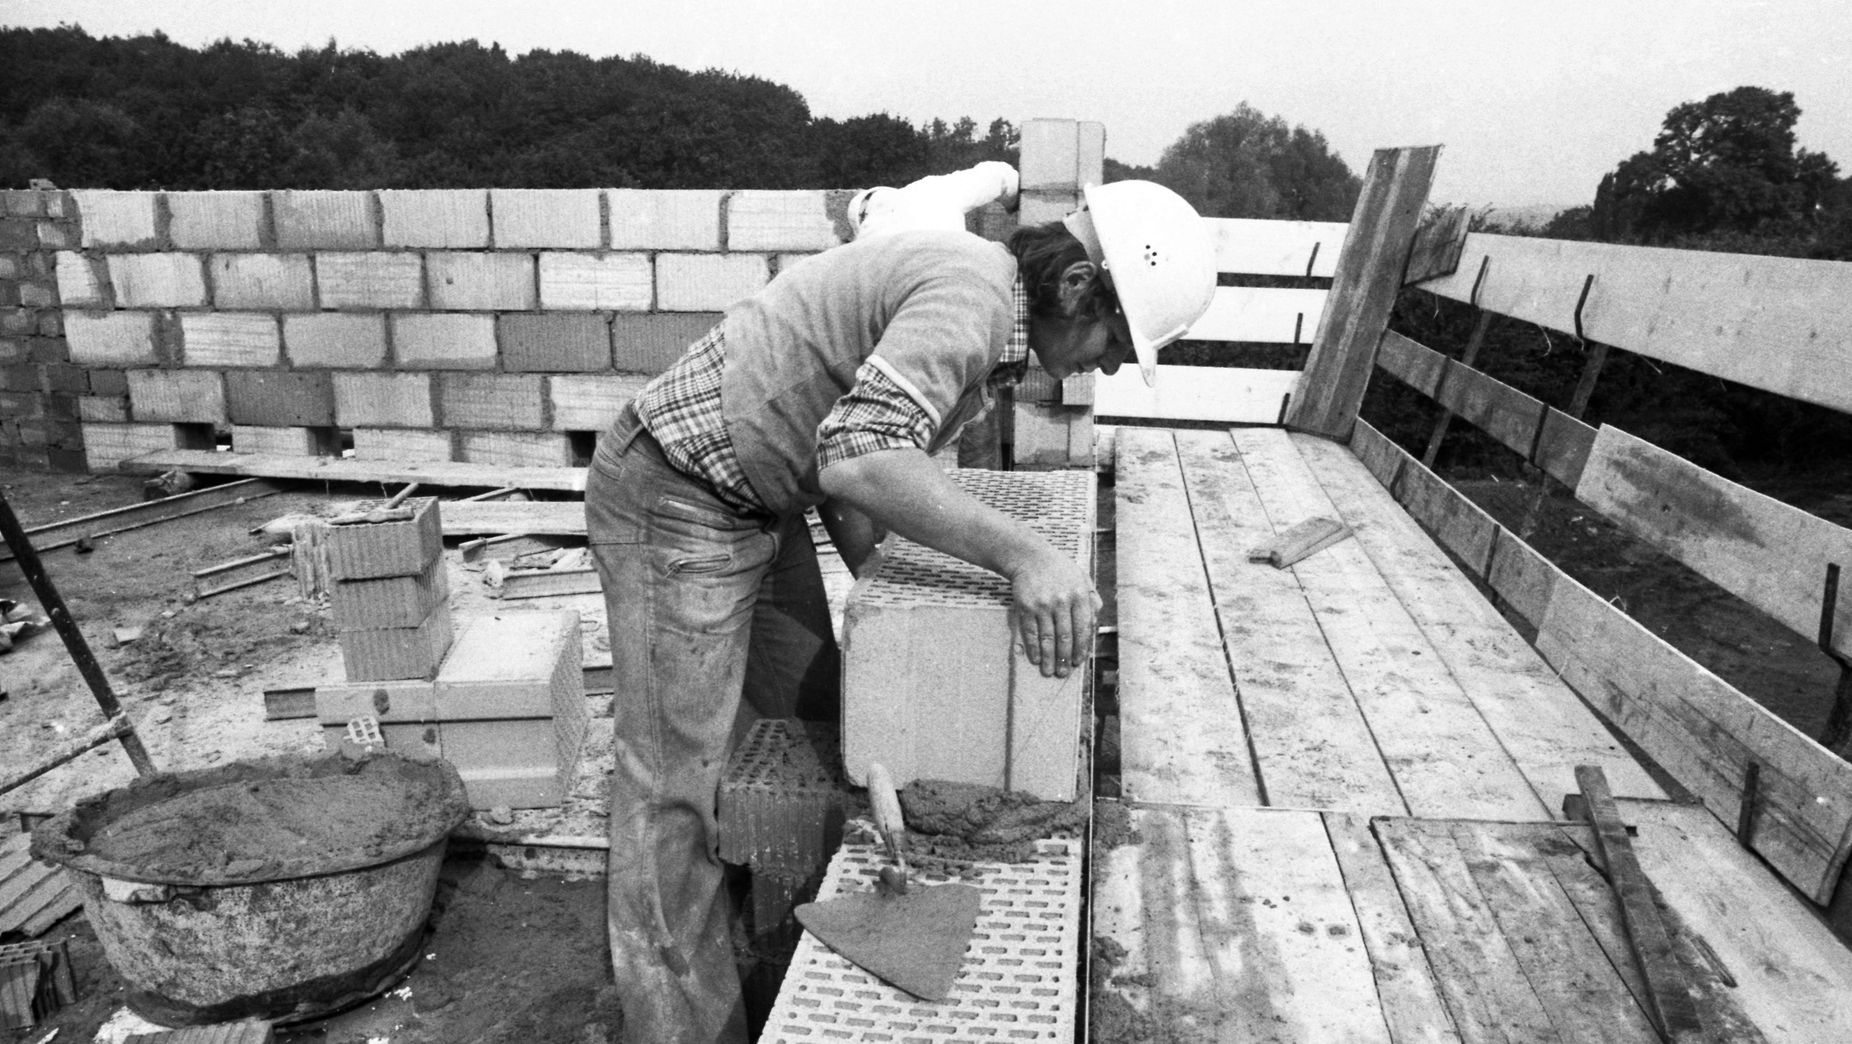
left=1285, top=146, right=1442, bottom=441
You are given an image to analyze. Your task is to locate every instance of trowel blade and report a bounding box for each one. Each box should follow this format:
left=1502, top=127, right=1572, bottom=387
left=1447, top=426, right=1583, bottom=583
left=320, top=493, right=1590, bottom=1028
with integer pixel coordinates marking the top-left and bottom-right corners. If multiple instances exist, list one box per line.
left=794, top=881, right=983, bottom=1002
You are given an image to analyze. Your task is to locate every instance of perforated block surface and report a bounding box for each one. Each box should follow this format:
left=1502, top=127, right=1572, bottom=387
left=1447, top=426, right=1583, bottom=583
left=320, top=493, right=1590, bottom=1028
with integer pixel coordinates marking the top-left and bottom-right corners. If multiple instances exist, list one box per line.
left=720, top=719, right=858, bottom=875
left=760, top=837, right=1081, bottom=1043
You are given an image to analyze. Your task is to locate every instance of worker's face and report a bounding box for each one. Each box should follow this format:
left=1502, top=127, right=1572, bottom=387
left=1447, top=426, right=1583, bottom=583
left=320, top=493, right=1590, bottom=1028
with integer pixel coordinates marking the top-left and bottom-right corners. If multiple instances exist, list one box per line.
left=1030, top=263, right=1134, bottom=380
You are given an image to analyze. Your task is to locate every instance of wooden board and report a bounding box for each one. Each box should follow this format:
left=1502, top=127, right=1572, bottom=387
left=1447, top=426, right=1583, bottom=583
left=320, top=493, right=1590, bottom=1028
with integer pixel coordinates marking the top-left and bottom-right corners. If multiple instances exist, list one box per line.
left=1575, top=424, right=1852, bottom=659
left=1323, top=813, right=1458, bottom=1043
left=1186, top=285, right=1330, bottom=343
left=1173, top=430, right=1405, bottom=814
left=439, top=500, right=587, bottom=536
left=1415, top=232, right=1852, bottom=415
left=1304, top=430, right=1665, bottom=807
left=1233, top=428, right=1547, bottom=821
left=1090, top=805, right=1390, bottom=1041
left=116, top=449, right=586, bottom=492
left=1093, top=365, right=1296, bottom=424
left=1204, top=216, right=1349, bottom=278
left=1112, top=427, right=1260, bottom=806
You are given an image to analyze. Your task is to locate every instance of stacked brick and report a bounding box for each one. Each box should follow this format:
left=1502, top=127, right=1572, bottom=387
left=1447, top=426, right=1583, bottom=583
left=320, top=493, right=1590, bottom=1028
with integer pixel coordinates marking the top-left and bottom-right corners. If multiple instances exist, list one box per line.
left=312, top=498, right=587, bottom=809
left=840, top=469, right=1097, bottom=802
left=0, top=189, right=89, bottom=471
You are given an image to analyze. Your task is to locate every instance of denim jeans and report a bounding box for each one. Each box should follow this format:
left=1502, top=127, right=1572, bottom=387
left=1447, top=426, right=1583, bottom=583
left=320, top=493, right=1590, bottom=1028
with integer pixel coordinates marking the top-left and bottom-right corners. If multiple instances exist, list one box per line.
left=586, top=405, right=839, bottom=1044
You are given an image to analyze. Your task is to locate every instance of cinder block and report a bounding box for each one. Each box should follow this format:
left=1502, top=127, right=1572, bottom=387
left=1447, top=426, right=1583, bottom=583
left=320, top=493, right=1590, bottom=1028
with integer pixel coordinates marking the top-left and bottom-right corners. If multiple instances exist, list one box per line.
left=166, top=191, right=266, bottom=249
left=334, top=372, right=434, bottom=428
left=725, top=191, right=840, bottom=251
left=180, top=313, right=281, bottom=367
left=225, top=370, right=336, bottom=427
left=65, top=311, right=158, bottom=366
left=498, top=313, right=610, bottom=372
left=330, top=556, right=451, bottom=631
left=316, top=252, right=424, bottom=309
left=107, top=254, right=207, bottom=308
left=230, top=425, right=334, bottom=457
left=448, top=762, right=566, bottom=810
left=352, top=427, right=452, bottom=463
left=284, top=313, right=388, bottom=368
left=210, top=254, right=314, bottom=309
left=79, top=421, right=180, bottom=472
left=611, top=313, right=720, bottom=374
left=608, top=189, right=722, bottom=250
left=126, top=369, right=226, bottom=423
left=338, top=602, right=453, bottom=681
left=391, top=313, right=496, bottom=369
left=52, top=252, right=108, bottom=308
left=315, top=678, right=438, bottom=725
left=458, top=430, right=575, bottom=467
left=548, top=373, right=649, bottom=430
left=719, top=720, right=851, bottom=875
left=428, top=252, right=537, bottom=311
left=381, top=189, right=490, bottom=248
left=320, top=722, right=442, bottom=761
left=491, top=189, right=602, bottom=248
left=274, top=191, right=378, bottom=249
left=437, top=372, right=544, bottom=429
left=77, top=395, right=131, bottom=423
left=655, top=254, right=768, bottom=312
left=435, top=611, right=582, bottom=720
left=537, top=253, right=651, bottom=311
left=72, top=190, right=159, bottom=248
left=841, top=469, right=1095, bottom=800
left=324, top=496, right=444, bottom=579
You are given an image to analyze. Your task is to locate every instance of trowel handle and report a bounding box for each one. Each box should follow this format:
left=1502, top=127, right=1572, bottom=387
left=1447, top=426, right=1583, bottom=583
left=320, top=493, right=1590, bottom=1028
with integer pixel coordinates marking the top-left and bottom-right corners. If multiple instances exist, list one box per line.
left=866, top=762, right=907, bottom=865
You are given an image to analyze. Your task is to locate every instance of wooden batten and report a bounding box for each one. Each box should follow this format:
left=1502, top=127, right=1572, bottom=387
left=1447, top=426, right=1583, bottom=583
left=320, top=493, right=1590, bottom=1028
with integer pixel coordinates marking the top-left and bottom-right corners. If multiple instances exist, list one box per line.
left=1413, top=232, right=1852, bottom=416
left=115, top=449, right=587, bottom=492
left=1287, top=145, right=1442, bottom=440
left=1093, top=365, right=1296, bottom=425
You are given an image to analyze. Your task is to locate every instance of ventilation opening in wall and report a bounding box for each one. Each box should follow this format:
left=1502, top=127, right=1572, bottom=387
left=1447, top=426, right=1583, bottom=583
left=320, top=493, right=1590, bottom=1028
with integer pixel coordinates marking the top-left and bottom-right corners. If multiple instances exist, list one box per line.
left=174, top=423, right=216, bottom=452
left=336, top=428, right=355, bottom=459
left=568, top=431, right=598, bottom=468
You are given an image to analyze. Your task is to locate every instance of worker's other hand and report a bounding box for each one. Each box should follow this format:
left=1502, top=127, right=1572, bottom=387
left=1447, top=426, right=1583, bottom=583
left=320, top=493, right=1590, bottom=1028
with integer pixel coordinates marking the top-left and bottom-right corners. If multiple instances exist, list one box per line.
left=1007, top=548, right=1100, bottom=679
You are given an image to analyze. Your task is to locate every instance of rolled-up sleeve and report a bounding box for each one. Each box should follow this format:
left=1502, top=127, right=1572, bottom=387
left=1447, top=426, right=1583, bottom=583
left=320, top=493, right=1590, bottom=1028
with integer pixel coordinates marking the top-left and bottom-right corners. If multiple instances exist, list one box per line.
left=815, top=360, right=936, bottom=471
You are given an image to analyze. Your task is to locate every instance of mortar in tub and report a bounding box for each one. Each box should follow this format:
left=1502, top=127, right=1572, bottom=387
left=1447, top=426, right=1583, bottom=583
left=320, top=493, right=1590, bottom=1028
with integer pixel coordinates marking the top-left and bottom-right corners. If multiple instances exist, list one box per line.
left=32, top=749, right=470, bottom=1026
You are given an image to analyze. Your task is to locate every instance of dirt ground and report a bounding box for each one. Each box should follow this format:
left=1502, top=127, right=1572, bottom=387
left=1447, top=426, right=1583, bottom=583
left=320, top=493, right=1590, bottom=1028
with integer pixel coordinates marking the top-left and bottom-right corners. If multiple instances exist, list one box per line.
left=3, top=454, right=1848, bottom=1042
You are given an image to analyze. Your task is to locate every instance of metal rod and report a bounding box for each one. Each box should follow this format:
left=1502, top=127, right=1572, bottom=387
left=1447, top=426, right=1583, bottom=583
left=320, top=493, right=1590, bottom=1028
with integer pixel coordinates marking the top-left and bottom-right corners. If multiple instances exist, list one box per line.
left=1, top=713, right=133, bottom=795
left=0, top=490, right=156, bottom=777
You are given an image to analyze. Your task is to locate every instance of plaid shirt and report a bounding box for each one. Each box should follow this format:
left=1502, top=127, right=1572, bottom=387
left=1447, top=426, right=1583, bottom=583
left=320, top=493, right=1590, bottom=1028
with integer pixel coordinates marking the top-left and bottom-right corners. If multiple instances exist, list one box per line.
left=635, top=275, right=1030, bottom=514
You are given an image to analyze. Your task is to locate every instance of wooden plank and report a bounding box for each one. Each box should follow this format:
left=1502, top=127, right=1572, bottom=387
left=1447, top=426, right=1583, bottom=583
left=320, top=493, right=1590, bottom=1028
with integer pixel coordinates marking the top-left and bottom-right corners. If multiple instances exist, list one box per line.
left=1306, top=430, right=1665, bottom=807
left=1186, top=285, right=1329, bottom=343
left=0, top=477, right=285, bottom=560
left=1575, top=766, right=1707, bottom=1042
left=440, top=500, right=586, bottom=536
left=1575, top=424, right=1852, bottom=659
left=1286, top=145, right=1441, bottom=439
left=1234, top=428, right=1546, bottom=820
left=262, top=686, right=317, bottom=722
left=1375, top=817, right=1562, bottom=1043
left=485, top=564, right=600, bottom=599
left=193, top=547, right=292, bottom=598
left=1112, top=427, right=1260, bottom=806
left=1092, top=805, right=1390, bottom=1041
left=1452, top=820, right=1661, bottom=1043
left=1512, top=536, right=1852, bottom=903
left=1404, top=205, right=1472, bottom=285
left=1415, top=232, right=1852, bottom=415
left=1205, top=216, right=1349, bottom=278
left=116, top=449, right=586, bottom=492
left=1093, top=365, right=1295, bottom=424
left=1324, top=814, right=1459, bottom=1043
left=1612, top=799, right=1852, bottom=1042
left=1175, top=430, right=1404, bottom=814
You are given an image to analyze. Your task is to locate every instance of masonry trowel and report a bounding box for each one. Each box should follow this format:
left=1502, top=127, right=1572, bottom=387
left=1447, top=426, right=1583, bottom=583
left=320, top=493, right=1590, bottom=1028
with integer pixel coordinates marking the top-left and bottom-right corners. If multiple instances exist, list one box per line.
left=793, top=763, right=982, bottom=1002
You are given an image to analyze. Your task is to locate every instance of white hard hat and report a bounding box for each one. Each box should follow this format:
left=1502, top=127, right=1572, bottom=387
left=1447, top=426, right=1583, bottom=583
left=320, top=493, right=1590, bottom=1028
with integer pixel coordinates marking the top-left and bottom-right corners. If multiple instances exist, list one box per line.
left=1063, top=181, right=1216, bottom=386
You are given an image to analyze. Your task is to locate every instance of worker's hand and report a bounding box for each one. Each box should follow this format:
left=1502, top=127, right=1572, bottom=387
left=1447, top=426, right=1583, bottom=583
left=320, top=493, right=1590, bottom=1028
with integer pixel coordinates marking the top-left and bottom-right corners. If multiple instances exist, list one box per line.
left=1006, top=547, right=1100, bottom=679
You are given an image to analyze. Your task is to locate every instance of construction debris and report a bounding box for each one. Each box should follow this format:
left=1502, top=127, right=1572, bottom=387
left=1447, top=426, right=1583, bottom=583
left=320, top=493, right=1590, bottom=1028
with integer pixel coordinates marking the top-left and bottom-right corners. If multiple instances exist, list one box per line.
left=1246, top=515, right=1352, bottom=569
left=123, top=1019, right=275, bottom=1044
left=0, top=938, right=76, bottom=1032
left=191, top=548, right=292, bottom=600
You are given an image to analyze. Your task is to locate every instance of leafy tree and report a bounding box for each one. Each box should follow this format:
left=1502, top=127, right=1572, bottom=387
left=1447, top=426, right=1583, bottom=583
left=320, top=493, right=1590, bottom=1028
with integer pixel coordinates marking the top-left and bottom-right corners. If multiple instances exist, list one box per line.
left=1148, top=104, right=1359, bottom=221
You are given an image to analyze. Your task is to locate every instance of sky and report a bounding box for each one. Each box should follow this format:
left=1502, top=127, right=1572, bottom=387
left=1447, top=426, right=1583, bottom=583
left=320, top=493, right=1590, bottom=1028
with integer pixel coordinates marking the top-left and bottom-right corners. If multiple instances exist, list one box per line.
left=5, top=0, right=1851, bottom=209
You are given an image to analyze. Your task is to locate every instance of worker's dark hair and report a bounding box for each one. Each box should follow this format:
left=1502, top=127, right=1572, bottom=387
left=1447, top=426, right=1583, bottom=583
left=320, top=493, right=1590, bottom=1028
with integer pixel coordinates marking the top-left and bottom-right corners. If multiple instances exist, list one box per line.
left=1007, top=221, right=1116, bottom=319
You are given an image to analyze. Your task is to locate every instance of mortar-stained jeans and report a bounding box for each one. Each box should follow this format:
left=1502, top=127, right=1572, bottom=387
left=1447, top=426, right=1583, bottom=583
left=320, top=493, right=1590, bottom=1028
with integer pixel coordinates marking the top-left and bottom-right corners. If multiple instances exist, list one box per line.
left=586, top=404, right=839, bottom=1044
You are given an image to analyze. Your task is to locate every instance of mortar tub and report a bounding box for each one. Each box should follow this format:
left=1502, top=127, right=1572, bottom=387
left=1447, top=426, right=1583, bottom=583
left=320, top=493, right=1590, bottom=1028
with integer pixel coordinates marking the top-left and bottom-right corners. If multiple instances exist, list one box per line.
left=31, top=750, right=470, bottom=1026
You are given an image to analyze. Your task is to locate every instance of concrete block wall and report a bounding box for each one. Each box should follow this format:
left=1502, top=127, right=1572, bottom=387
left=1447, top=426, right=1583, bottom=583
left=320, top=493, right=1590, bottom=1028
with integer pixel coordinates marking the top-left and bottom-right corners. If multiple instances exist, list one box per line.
left=0, top=118, right=1098, bottom=474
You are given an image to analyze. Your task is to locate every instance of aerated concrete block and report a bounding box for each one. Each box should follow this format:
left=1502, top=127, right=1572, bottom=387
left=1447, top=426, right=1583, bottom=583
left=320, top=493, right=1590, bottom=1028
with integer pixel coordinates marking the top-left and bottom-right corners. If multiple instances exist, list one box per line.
left=548, top=373, right=649, bottom=431
left=725, top=191, right=840, bottom=251
left=433, top=610, right=587, bottom=809
left=458, top=430, right=575, bottom=467
left=608, top=189, right=722, bottom=250
left=72, top=190, right=159, bottom=249
left=537, top=253, right=651, bottom=311
left=324, top=496, right=443, bottom=580
left=380, top=189, right=489, bottom=248
left=491, top=189, right=602, bottom=248
left=316, top=253, right=423, bottom=309
left=428, top=252, right=537, bottom=311
left=126, top=369, right=226, bottom=424
left=274, top=191, right=378, bottom=250
left=210, top=254, right=314, bottom=310
left=166, top=191, right=266, bottom=249
left=225, top=371, right=336, bottom=427
left=314, top=678, right=438, bottom=725
left=285, top=313, right=389, bottom=369
left=338, top=602, right=454, bottom=681
left=352, top=427, right=452, bottom=463
left=334, top=372, right=434, bottom=428
left=436, top=373, right=544, bottom=430
left=655, top=254, right=768, bottom=312
left=107, top=254, right=207, bottom=308
left=229, top=425, right=334, bottom=457
left=841, top=469, right=1095, bottom=801
left=611, top=313, right=720, bottom=374
left=498, top=313, right=610, bottom=372
left=53, top=252, right=109, bottom=308
left=320, top=721, right=441, bottom=761
left=330, top=555, right=451, bottom=630
left=391, top=313, right=496, bottom=370
left=180, top=314, right=281, bottom=368
left=78, top=421, right=181, bottom=472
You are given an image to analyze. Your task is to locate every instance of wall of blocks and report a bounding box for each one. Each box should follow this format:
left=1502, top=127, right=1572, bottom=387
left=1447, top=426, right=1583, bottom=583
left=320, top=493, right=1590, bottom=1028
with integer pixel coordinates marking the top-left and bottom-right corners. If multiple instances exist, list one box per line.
left=0, top=118, right=1105, bottom=474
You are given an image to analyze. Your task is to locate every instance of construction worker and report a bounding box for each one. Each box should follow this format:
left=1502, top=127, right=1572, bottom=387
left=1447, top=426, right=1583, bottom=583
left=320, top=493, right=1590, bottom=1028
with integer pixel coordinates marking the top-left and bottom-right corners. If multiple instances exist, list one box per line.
left=586, top=177, right=1214, bottom=1043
